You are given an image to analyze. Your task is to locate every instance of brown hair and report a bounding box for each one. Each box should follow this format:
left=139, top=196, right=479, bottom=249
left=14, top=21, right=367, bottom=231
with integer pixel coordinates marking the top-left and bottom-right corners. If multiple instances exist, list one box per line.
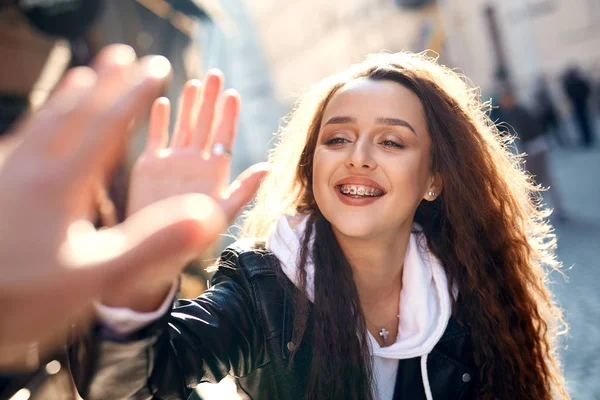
left=242, top=52, right=568, bottom=399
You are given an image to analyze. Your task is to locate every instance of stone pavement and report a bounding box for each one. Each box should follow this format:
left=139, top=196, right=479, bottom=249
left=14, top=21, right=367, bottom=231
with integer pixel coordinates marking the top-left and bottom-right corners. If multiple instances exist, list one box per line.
left=545, top=141, right=600, bottom=399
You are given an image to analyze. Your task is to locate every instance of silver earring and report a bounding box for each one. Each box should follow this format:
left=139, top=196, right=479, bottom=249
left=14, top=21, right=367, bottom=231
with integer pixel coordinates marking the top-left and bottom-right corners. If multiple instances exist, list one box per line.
left=428, top=191, right=436, bottom=197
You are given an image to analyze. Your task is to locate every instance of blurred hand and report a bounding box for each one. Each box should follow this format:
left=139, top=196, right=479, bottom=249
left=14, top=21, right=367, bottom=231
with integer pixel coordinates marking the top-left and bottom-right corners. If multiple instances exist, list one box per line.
left=116, top=71, right=269, bottom=311
left=0, top=45, right=228, bottom=367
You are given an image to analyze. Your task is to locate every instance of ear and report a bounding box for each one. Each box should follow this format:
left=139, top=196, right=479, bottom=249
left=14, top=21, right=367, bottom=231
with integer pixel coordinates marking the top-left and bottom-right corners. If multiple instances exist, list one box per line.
left=424, top=174, right=443, bottom=202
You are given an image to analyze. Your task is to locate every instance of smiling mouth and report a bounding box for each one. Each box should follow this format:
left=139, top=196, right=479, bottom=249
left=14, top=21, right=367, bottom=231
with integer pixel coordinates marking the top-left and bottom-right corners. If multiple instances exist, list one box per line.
left=337, top=184, right=384, bottom=198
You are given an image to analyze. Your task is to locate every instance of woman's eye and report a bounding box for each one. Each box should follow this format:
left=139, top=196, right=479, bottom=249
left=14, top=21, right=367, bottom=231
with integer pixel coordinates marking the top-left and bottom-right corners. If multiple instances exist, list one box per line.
left=325, top=137, right=349, bottom=146
left=380, top=140, right=405, bottom=149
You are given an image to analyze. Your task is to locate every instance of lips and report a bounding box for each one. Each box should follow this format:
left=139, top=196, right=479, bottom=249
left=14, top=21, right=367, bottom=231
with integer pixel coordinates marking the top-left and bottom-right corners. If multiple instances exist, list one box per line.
left=332, top=177, right=386, bottom=206
left=333, top=177, right=386, bottom=194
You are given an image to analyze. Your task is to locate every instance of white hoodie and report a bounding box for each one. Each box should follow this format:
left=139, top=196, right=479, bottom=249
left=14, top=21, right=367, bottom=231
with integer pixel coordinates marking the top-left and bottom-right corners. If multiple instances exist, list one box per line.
left=268, top=215, right=453, bottom=400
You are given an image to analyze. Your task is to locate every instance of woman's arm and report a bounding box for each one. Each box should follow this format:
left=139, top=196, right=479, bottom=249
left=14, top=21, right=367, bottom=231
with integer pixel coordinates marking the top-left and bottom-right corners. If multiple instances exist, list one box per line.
left=70, top=71, right=270, bottom=399
left=71, top=248, right=267, bottom=399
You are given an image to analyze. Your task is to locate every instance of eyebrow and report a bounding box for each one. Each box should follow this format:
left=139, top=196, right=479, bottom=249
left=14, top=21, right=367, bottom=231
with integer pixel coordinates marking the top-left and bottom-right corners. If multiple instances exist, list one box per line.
left=324, top=116, right=357, bottom=125
left=324, top=116, right=417, bottom=135
left=375, top=117, right=416, bottom=135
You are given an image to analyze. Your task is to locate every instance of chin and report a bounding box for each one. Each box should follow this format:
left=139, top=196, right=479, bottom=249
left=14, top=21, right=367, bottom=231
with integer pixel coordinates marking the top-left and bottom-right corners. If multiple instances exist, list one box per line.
left=326, top=212, right=381, bottom=239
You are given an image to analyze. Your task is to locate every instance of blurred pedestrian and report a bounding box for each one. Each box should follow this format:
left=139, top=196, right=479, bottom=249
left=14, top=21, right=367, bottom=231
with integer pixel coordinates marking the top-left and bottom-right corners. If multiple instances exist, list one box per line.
left=562, top=66, right=595, bottom=147
left=499, top=91, right=566, bottom=221
left=75, top=53, right=568, bottom=400
left=535, top=74, right=567, bottom=146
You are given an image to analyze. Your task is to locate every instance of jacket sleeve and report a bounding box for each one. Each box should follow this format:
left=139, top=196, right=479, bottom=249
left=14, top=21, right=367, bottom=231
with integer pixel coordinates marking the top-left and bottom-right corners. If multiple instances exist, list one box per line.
left=71, top=248, right=268, bottom=400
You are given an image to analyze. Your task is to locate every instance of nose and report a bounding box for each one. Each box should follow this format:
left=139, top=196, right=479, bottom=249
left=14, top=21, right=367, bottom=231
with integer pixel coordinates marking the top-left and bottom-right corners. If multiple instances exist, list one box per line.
left=345, top=140, right=376, bottom=170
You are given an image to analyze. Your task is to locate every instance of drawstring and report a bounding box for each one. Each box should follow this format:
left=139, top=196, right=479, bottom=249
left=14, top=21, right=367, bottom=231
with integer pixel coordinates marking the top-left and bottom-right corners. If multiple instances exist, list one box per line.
left=421, top=354, right=433, bottom=400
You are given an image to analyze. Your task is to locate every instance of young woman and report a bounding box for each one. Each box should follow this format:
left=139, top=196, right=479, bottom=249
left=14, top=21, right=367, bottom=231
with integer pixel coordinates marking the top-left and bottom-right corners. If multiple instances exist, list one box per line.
left=72, top=52, right=569, bottom=400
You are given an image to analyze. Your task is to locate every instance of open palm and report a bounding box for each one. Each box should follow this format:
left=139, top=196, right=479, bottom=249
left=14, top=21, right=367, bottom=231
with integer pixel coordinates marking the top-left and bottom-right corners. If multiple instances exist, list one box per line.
left=129, top=70, right=268, bottom=222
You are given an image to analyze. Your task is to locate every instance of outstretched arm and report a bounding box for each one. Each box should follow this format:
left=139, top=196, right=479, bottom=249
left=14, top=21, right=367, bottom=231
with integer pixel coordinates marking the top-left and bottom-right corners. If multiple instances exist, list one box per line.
left=74, top=249, right=267, bottom=400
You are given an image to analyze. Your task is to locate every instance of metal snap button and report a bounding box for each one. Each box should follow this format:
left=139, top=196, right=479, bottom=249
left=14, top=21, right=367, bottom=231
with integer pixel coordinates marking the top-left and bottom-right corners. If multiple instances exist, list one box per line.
left=287, top=342, right=295, bottom=351
left=462, top=373, right=471, bottom=383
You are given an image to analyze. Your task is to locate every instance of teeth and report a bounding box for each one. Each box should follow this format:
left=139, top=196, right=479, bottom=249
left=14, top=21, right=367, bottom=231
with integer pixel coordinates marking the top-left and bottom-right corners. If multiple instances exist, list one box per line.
left=339, top=185, right=382, bottom=197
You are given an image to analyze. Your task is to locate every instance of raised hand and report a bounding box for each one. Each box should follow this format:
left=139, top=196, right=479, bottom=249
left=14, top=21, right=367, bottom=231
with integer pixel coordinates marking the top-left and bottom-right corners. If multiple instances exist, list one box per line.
left=0, top=45, right=228, bottom=366
left=104, top=71, right=269, bottom=312
left=128, top=70, right=268, bottom=221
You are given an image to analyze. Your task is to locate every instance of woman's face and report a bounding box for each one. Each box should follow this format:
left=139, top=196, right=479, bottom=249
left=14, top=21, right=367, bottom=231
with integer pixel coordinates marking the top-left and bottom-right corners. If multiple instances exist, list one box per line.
left=312, top=79, right=438, bottom=240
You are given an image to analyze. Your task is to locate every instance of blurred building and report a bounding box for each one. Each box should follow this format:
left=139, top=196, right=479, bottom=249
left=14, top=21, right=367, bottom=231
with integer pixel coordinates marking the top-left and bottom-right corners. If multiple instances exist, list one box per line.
left=241, top=0, right=600, bottom=112
left=440, top=0, right=600, bottom=107
left=242, top=0, right=447, bottom=102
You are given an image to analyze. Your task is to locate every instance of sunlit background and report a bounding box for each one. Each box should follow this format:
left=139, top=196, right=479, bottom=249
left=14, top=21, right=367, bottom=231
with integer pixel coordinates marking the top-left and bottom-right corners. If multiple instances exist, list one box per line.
left=1, top=0, right=599, bottom=398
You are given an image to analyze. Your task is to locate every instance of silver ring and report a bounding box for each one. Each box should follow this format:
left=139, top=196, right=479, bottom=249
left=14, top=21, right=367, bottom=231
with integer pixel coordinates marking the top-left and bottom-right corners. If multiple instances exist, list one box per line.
left=211, top=143, right=232, bottom=157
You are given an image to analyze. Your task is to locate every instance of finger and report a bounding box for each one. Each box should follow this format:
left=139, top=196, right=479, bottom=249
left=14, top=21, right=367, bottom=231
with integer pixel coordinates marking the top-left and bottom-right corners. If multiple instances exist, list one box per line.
left=146, top=97, right=171, bottom=152
left=68, top=55, right=171, bottom=181
left=171, top=80, right=201, bottom=148
left=31, top=47, right=140, bottom=158
left=45, top=65, right=98, bottom=104
left=221, top=162, right=269, bottom=221
left=207, top=89, right=240, bottom=156
left=17, top=45, right=137, bottom=153
left=191, top=69, right=223, bottom=151
left=97, top=194, right=227, bottom=285
left=56, top=194, right=226, bottom=305
left=90, top=44, right=137, bottom=75
left=18, top=66, right=97, bottom=151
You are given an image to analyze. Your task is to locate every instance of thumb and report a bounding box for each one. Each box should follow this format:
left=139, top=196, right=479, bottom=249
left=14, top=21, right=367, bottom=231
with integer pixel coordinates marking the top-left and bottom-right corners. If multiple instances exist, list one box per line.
left=103, top=194, right=228, bottom=284
left=222, top=162, right=269, bottom=221
left=64, top=194, right=227, bottom=287
left=0, top=195, right=227, bottom=361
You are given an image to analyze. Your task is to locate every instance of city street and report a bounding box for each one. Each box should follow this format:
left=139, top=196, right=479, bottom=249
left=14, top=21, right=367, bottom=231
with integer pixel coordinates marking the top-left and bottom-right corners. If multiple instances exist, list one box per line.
left=546, top=139, right=600, bottom=399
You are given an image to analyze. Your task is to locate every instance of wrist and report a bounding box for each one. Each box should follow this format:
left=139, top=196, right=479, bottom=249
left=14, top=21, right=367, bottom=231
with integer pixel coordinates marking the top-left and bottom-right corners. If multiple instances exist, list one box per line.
left=101, top=280, right=176, bottom=313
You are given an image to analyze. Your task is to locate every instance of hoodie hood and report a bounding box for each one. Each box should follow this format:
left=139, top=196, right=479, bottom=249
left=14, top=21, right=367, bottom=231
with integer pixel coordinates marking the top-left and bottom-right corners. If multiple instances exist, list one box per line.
left=268, top=214, right=452, bottom=359
left=268, top=214, right=453, bottom=400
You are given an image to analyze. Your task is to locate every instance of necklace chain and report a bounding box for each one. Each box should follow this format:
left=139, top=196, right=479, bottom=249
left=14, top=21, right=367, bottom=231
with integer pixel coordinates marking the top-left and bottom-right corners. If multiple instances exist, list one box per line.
left=364, top=313, right=400, bottom=330
left=362, top=274, right=403, bottom=344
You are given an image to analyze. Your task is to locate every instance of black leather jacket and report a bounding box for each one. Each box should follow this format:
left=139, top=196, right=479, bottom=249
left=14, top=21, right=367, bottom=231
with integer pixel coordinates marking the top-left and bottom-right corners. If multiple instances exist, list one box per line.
left=71, top=241, right=478, bottom=400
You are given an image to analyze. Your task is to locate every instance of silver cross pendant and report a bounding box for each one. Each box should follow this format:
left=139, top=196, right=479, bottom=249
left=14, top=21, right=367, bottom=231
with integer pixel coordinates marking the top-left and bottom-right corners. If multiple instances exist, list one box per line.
left=379, top=328, right=389, bottom=343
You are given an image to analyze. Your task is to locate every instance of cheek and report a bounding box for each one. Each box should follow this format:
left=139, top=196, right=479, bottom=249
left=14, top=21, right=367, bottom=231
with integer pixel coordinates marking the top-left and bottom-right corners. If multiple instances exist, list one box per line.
left=312, top=148, right=331, bottom=185
left=388, top=152, right=431, bottom=198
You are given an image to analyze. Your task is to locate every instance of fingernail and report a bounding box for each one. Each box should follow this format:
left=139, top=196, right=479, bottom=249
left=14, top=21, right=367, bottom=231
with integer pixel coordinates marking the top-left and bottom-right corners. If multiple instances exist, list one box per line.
left=228, top=180, right=241, bottom=193
left=113, top=45, right=136, bottom=66
left=182, top=194, right=225, bottom=223
left=154, top=97, right=171, bottom=110
left=223, top=88, right=240, bottom=98
left=146, top=56, right=171, bottom=79
left=254, top=161, right=270, bottom=172
left=207, top=68, right=224, bottom=78
left=187, top=79, right=201, bottom=88
left=55, top=68, right=97, bottom=114
left=70, top=67, right=97, bottom=88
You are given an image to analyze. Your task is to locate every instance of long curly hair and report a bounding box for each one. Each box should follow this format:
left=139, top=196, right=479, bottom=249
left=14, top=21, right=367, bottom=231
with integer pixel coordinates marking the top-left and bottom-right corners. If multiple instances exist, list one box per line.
left=241, top=52, right=568, bottom=399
